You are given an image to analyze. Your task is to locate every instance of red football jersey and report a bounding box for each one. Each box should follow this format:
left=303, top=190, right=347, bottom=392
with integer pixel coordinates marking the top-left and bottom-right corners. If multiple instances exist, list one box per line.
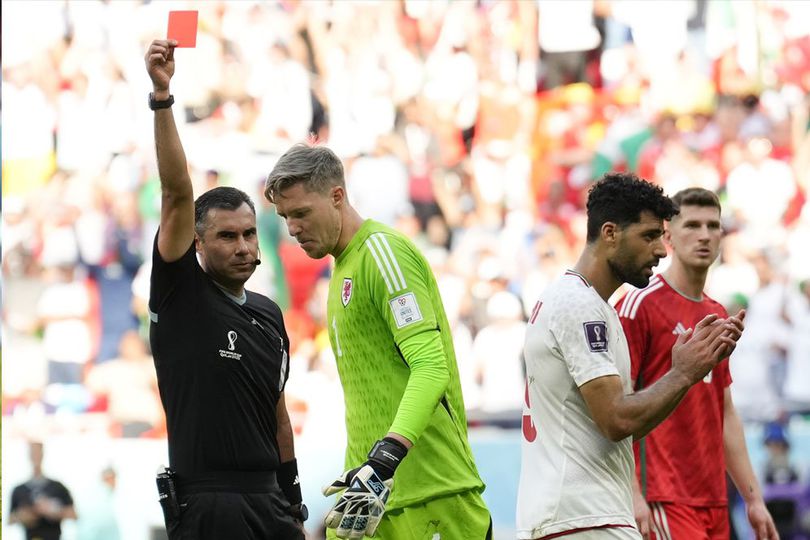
left=616, top=275, right=731, bottom=506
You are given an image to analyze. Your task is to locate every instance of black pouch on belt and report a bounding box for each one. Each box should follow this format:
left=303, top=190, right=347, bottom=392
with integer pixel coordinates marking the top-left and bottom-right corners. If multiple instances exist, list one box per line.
left=156, top=467, right=181, bottom=524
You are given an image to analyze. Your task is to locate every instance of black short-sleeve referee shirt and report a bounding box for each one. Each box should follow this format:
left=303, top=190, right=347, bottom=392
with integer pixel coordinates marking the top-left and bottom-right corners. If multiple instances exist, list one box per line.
left=149, top=236, right=290, bottom=475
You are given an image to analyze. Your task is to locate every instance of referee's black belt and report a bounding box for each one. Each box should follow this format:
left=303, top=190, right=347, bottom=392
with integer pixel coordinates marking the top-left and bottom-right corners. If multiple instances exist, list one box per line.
left=175, top=470, right=278, bottom=495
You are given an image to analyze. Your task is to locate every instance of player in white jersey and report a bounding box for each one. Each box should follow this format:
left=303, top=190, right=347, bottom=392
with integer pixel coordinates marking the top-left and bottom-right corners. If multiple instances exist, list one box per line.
left=520, top=270, right=636, bottom=538
left=517, top=173, right=745, bottom=540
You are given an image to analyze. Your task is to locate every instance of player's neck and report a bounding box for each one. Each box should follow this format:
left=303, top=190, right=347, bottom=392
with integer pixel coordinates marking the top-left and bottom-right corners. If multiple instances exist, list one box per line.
left=332, top=206, right=365, bottom=259
left=202, top=263, right=246, bottom=298
left=662, top=263, right=707, bottom=301
left=573, top=248, right=620, bottom=303
left=212, top=280, right=247, bottom=303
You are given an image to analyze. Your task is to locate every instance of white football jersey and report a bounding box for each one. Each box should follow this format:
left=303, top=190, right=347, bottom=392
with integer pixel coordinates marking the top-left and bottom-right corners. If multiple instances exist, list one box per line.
left=517, top=270, right=638, bottom=539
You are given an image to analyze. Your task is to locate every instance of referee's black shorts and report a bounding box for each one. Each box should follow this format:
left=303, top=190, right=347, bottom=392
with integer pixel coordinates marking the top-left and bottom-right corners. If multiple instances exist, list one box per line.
left=165, top=470, right=304, bottom=540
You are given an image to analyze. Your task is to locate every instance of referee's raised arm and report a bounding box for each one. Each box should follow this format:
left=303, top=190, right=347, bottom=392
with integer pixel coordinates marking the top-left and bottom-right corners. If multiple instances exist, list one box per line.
left=145, top=39, right=194, bottom=263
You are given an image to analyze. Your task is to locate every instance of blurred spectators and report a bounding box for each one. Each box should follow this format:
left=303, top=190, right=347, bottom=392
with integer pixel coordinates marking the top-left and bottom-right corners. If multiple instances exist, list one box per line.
left=36, top=265, right=96, bottom=413
left=8, top=441, right=77, bottom=540
left=761, top=422, right=805, bottom=540
left=84, top=330, right=162, bottom=438
left=2, top=0, right=810, bottom=459
left=763, top=422, right=800, bottom=486
left=471, top=291, right=526, bottom=414
left=76, top=467, right=122, bottom=540
left=539, top=1, right=601, bottom=88
left=783, top=278, right=810, bottom=412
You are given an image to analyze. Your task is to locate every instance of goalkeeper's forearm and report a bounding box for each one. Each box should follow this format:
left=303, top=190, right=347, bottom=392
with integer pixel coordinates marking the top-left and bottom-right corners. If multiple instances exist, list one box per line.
left=384, top=431, right=413, bottom=449
left=389, top=330, right=449, bottom=443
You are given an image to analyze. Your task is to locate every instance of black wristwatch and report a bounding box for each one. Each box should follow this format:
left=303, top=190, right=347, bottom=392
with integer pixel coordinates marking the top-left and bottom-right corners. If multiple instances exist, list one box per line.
left=149, top=92, right=175, bottom=110
left=289, top=503, right=309, bottom=522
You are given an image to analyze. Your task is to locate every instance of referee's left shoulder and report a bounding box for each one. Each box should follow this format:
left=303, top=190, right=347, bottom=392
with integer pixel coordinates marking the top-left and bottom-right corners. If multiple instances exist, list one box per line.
left=247, top=290, right=283, bottom=316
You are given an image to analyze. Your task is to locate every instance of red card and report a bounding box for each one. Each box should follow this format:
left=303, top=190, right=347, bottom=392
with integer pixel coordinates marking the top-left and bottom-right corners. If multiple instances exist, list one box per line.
left=167, top=11, right=198, bottom=48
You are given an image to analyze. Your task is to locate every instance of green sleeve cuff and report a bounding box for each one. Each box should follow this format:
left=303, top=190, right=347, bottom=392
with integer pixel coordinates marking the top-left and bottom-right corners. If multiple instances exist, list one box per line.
left=388, top=330, right=450, bottom=443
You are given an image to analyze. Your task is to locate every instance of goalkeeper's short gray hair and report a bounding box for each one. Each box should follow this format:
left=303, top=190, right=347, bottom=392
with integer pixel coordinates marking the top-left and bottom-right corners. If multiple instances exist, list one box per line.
left=264, top=144, right=345, bottom=202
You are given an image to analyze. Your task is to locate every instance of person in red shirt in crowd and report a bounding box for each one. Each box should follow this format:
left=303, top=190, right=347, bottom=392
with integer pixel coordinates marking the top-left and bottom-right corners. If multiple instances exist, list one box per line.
left=636, top=113, right=679, bottom=183
left=616, top=187, right=778, bottom=540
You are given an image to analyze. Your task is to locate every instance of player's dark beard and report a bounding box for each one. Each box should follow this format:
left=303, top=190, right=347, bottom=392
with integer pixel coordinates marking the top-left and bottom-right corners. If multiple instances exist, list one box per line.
left=608, top=256, right=649, bottom=289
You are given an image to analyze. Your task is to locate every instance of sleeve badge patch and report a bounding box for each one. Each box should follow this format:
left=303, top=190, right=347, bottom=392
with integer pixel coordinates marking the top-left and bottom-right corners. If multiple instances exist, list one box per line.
left=583, top=321, right=608, bottom=352
left=389, top=292, right=423, bottom=328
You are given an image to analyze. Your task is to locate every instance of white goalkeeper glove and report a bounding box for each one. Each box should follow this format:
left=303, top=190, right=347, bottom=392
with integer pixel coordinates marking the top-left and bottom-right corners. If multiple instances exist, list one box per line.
left=323, top=437, right=408, bottom=539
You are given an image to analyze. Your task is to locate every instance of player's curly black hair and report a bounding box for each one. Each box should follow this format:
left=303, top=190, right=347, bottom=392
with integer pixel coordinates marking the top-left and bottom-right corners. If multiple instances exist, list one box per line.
left=585, top=173, right=678, bottom=242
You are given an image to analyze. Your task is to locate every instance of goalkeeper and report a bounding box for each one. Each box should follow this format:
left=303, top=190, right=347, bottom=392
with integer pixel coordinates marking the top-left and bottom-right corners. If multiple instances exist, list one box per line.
left=266, top=144, right=492, bottom=540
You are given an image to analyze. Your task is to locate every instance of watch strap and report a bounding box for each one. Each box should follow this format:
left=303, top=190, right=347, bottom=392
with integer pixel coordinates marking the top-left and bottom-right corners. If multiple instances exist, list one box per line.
left=149, top=92, right=175, bottom=110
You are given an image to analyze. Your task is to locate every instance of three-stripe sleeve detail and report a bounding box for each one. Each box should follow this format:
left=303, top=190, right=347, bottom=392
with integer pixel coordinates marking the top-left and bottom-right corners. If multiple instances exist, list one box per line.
left=365, top=233, right=407, bottom=293
left=619, top=277, right=663, bottom=320
left=650, top=502, right=672, bottom=540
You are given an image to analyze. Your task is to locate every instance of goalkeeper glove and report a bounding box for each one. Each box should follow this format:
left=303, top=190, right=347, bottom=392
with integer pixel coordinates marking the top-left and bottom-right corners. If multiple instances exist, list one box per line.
left=323, top=437, right=408, bottom=539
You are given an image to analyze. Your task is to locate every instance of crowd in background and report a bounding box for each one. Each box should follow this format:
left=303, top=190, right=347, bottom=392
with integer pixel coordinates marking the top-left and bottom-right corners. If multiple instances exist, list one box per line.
left=3, top=0, right=810, bottom=522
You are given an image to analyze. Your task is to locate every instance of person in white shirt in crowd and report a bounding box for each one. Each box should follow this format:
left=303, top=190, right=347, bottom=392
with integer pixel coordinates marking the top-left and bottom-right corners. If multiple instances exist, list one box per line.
left=473, top=290, right=526, bottom=414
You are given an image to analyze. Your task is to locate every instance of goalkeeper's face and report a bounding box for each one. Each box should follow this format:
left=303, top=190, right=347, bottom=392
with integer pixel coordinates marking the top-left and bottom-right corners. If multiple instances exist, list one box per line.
left=274, top=182, right=342, bottom=259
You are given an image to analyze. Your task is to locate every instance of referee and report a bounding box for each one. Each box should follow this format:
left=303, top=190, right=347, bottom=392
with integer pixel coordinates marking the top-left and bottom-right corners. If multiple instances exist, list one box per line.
left=145, top=39, right=306, bottom=539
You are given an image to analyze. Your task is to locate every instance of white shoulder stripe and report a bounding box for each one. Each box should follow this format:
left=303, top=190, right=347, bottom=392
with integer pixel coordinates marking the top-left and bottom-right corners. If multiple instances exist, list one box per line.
left=627, top=280, right=664, bottom=320
left=367, top=233, right=406, bottom=292
left=376, top=234, right=407, bottom=290
left=370, top=234, right=401, bottom=290
left=619, top=279, right=651, bottom=318
left=619, top=287, right=642, bottom=318
left=619, top=276, right=660, bottom=318
left=365, top=237, right=394, bottom=294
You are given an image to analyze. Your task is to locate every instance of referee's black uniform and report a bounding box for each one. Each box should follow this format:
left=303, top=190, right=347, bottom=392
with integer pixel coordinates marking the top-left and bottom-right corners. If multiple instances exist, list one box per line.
left=149, top=237, right=303, bottom=539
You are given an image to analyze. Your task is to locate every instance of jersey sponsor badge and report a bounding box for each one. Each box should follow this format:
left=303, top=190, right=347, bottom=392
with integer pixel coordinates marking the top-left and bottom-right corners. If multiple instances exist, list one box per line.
left=583, top=321, right=608, bottom=352
left=389, top=292, right=423, bottom=328
left=341, top=278, right=353, bottom=307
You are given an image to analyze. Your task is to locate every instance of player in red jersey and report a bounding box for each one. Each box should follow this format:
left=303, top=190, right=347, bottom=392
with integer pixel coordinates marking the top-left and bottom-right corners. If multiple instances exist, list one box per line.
left=617, top=188, right=778, bottom=540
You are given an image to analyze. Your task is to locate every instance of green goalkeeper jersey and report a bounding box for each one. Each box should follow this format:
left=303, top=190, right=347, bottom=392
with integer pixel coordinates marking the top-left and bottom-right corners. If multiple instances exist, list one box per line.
left=327, top=219, right=485, bottom=509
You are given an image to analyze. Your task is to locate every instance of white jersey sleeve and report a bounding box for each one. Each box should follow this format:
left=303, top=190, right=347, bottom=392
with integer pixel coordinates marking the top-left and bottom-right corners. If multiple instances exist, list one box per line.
left=553, top=292, right=622, bottom=387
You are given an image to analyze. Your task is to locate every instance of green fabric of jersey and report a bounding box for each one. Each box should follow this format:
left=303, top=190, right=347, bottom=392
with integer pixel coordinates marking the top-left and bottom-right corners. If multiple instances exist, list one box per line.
left=391, top=330, right=449, bottom=442
left=325, top=489, right=491, bottom=540
left=327, top=220, right=484, bottom=509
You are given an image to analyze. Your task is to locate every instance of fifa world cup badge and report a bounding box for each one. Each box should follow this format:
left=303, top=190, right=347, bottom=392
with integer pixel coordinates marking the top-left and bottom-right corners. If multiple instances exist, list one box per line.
left=583, top=321, right=608, bottom=352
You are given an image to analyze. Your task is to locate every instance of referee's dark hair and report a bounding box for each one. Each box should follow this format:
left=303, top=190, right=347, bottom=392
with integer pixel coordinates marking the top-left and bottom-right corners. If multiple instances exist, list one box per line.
left=194, top=186, right=256, bottom=236
left=585, top=172, right=678, bottom=243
